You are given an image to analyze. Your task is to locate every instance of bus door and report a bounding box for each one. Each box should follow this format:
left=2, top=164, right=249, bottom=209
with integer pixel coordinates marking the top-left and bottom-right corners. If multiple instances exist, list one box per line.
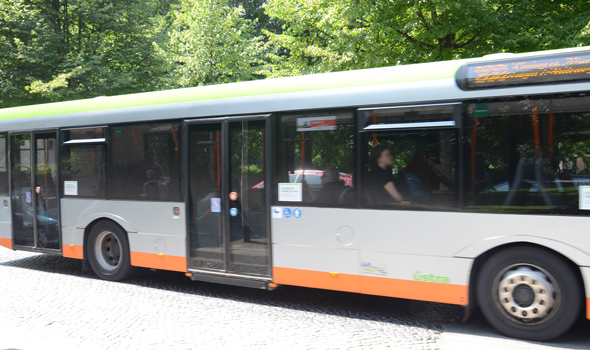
left=10, top=131, right=60, bottom=251
left=186, top=116, right=271, bottom=278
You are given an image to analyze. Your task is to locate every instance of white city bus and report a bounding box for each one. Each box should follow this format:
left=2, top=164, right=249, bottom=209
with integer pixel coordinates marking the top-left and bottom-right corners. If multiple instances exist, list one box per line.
left=2, top=46, right=590, bottom=340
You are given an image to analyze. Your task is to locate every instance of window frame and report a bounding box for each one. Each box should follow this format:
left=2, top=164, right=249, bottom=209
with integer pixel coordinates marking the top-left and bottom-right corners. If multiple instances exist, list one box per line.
left=274, top=108, right=357, bottom=208
left=462, top=93, right=590, bottom=216
left=107, top=120, right=182, bottom=202
left=0, top=133, right=8, bottom=196
left=358, top=102, right=464, bottom=211
left=60, top=126, right=109, bottom=199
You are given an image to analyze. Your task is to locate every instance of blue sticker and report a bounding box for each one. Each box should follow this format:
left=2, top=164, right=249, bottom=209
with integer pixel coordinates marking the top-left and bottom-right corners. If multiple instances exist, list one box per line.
left=229, top=208, right=239, bottom=217
left=293, top=208, right=302, bottom=218
left=283, top=207, right=291, bottom=218
left=211, top=198, right=221, bottom=213
left=25, top=191, right=32, bottom=204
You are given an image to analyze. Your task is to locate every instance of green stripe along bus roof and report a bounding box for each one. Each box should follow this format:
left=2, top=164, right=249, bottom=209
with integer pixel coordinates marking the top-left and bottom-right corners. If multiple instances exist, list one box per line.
left=2, top=46, right=589, bottom=120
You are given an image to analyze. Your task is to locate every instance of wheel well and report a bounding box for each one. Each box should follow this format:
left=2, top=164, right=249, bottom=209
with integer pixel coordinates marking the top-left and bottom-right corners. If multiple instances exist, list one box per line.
left=82, top=218, right=127, bottom=261
left=466, top=242, right=585, bottom=320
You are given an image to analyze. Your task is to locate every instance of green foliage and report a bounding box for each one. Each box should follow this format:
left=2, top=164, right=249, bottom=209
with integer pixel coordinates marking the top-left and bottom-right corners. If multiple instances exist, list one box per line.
left=0, top=0, right=171, bottom=107
left=2, top=0, right=590, bottom=107
left=157, top=0, right=265, bottom=88
left=262, top=0, right=590, bottom=77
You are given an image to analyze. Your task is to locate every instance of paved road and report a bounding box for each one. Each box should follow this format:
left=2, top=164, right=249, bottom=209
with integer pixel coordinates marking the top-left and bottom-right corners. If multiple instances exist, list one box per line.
left=0, top=249, right=589, bottom=350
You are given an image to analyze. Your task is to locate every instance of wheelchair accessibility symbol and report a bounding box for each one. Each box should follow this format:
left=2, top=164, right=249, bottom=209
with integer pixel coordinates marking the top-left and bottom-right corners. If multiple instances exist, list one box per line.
left=210, top=198, right=221, bottom=213
left=283, top=208, right=291, bottom=218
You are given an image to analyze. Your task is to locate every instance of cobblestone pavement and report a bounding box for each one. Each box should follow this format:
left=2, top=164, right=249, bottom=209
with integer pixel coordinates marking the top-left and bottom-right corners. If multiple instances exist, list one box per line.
left=1, top=249, right=589, bottom=350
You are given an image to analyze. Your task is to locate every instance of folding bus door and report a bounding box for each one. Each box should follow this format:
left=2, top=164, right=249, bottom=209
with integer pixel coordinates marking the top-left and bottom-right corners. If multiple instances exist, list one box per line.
left=186, top=116, right=271, bottom=278
left=10, top=131, right=60, bottom=251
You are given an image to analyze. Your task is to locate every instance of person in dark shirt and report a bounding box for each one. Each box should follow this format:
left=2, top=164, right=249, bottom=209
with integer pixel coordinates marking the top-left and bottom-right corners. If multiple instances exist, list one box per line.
left=316, top=167, right=346, bottom=204
left=368, top=145, right=405, bottom=203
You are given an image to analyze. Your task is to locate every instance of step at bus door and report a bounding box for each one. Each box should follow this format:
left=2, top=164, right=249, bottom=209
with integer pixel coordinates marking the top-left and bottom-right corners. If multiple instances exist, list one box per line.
left=10, top=132, right=61, bottom=251
left=186, top=116, right=271, bottom=278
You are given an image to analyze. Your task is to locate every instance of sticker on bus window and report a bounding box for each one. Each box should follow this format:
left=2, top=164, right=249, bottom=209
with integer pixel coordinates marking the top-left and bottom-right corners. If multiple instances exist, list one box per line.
left=272, top=207, right=283, bottom=218
left=278, top=183, right=302, bottom=202
left=296, top=116, right=337, bottom=131
left=64, top=181, right=78, bottom=196
left=579, top=186, right=590, bottom=210
left=210, top=198, right=221, bottom=213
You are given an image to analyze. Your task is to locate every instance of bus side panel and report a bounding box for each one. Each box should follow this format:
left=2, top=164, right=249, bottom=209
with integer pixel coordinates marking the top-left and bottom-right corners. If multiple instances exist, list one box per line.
left=271, top=207, right=470, bottom=305
left=272, top=206, right=589, bottom=306
left=61, top=226, right=84, bottom=259
left=0, top=196, right=11, bottom=249
left=61, top=198, right=187, bottom=272
left=580, top=267, right=590, bottom=319
left=273, top=244, right=360, bottom=293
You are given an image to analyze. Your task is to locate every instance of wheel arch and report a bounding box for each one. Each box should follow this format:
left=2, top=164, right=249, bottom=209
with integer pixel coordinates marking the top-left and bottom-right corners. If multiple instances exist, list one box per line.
left=465, top=241, right=586, bottom=322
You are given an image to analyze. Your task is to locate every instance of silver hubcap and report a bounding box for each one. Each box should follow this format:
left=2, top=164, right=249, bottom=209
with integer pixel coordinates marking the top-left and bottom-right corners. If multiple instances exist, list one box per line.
left=496, top=265, right=557, bottom=323
left=95, top=231, right=122, bottom=273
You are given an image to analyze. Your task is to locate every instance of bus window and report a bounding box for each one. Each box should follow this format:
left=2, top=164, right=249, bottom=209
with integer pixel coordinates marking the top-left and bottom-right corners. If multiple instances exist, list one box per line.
left=109, top=122, right=181, bottom=202
left=0, top=134, right=7, bottom=196
left=361, top=126, right=459, bottom=210
left=62, top=128, right=106, bottom=198
left=62, top=146, right=106, bottom=198
left=275, top=111, right=355, bottom=207
left=360, top=104, right=459, bottom=210
left=465, top=96, right=590, bottom=215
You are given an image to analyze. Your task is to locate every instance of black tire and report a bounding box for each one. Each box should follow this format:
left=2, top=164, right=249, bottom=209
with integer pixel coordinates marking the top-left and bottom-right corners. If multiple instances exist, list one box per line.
left=476, top=246, right=581, bottom=341
left=87, top=220, right=137, bottom=281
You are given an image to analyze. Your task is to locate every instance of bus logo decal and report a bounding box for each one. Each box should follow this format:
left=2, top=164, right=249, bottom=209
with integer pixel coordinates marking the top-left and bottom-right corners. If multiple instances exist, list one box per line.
left=361, top=262, right=388, bottom=276
left=413, top=271, right=450, bottom=284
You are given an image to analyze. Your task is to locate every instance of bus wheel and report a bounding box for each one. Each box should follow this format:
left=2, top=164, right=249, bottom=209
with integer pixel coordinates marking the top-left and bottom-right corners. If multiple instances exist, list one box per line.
left=88, top=220, right=136, bottom=281
left=476, top=246, right=581, bottom=341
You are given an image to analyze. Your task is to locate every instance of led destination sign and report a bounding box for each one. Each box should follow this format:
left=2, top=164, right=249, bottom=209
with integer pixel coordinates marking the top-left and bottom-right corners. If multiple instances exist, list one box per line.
left=457, top=52, right=590, bottom=90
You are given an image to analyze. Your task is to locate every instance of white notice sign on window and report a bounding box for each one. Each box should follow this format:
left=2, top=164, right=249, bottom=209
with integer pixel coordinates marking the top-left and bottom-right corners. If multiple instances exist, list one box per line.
left=64, top=181, right=78, bottom=196
left=278, top=183, right=303, bottom=202
left=580, top=186, right=590, bottom=210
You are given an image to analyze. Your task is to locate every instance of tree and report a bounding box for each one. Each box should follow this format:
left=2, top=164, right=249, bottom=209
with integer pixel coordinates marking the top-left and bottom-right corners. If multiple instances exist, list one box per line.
left=0, top=0, right=170, bottom=108
left=489, top=1, right=590, bottom=52
left=157, top=0, right=264, bottom=88
left=262, top=0, right=590, bottom=78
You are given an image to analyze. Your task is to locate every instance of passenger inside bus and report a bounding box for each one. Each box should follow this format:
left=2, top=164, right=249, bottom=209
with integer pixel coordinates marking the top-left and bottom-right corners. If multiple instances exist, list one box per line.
left=142, top=151, right=167, bottom=200
left=315, top=167, right=346, bottom=204
left=368, top=145, right=405, bottom=203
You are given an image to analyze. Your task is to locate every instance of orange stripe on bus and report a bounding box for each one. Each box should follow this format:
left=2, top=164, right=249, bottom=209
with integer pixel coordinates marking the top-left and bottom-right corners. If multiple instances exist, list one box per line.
left=587, top=298, right=590, bottom=320
left=0, top=238, right=12, bottom=249
left=62, top=245, right=84, bottom=259
left=273, top=267, right=468, bottom=306
left=130, top=251, right=186, bottom=272
left=274, top=266, right=360, bottom=293
left=361, top=274, right=468, bottom=305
